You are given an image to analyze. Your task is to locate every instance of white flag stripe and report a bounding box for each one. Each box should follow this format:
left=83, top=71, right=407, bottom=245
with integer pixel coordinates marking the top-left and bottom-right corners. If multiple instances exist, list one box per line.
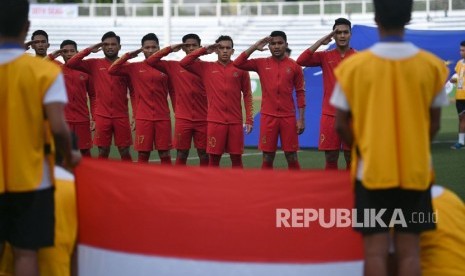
left=79, top=245, right=363, bottom=276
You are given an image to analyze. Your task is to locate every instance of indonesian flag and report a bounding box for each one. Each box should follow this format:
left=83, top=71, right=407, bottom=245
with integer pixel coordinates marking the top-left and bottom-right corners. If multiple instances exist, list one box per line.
left=75, top=158, right=363, bottom=275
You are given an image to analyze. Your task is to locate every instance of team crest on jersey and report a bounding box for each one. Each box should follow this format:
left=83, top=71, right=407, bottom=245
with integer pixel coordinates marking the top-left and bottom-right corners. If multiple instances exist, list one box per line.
left=80, top=74, right=86, bottom=80
left=208, top=136, right=217, bottom=148
left=99, top=67, right=106, bottom=71
left=233, top=72, right=239, bottom=77
left=286, top=67, right=292, bottom=74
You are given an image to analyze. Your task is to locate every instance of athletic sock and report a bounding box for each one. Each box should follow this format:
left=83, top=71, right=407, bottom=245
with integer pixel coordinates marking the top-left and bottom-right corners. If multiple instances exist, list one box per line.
left=459, top=133, right=465, bottom=145
left=199, top=156, right=209, bottom=167
left=261, top=160, right=273, bottom=170
left=209, top=154, right=221, bottom=167
left=137, top=154, right=149, bottom=163
left=325, top=161, right=338, bottom=170
left=230, top=154, right=243, bottom=168
left=121, top=154, right=132, bottom=162
left=287, top=160, right=301, bottom=170
left=160, top=156, right=172, bottom=165
left=175, top=157, right=187, bottom=166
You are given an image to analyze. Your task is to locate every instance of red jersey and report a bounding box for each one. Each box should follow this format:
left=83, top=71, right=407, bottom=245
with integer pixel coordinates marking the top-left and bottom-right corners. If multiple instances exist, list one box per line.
left=47, top=54, right=95, bottom=123
left=145, top=47, right=207, bottom=122
left=67, top=48, right=132, bottom=119
left=108, top=53, right=173, bottom=121
left=180, top=48, right=253, bottom=125
left=296, top=48, right=356, bottom=116
left=234, top=53, right=305, bottom=118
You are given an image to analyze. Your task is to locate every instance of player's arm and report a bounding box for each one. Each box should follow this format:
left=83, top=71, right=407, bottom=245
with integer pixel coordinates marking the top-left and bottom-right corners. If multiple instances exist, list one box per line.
left=45, top=49, right=64, bottom=61
left=167, top=79, right=176, bottom=113
left=294, top=65, right=306, bottom=135
left=242, top=71, right=254, bottom=134
left=233, top=37, right=270, bottom=71
left=330, top=83, right=353, bottom=146
left=145, top=44, right=184, bottom=73
left=296, top=31, right=334, bottom=66
left=179, top=46, right=210, bottom=77
left=67, top=43, right=103, bottom=73
left=108, top=48, right=142, bottom=76
left=86, top=77, right=96, bottom=131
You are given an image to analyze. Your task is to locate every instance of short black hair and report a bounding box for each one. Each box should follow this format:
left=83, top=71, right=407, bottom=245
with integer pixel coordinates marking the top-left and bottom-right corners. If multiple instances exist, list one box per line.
left=0, top=0, right=29, bottom=38
left=461, top=41, right=465, bottom=47
left=333, top=18, right=352, bottom=31
left=141, top=33, right=159, bottom=45
left=215, top=35, right=234, bottom=48
left=60, top=40, right=77, bottom=50
left=101, top=31, right=120, bottom=44
left=182, top=33, right=201, bottom=45
left=285, top=47, right=292, bottom=54
left=32, top=30, right=48, bottom=42
left=374, top=0, right=412, bottom=30
left=270, top=31, right=287, bottom=42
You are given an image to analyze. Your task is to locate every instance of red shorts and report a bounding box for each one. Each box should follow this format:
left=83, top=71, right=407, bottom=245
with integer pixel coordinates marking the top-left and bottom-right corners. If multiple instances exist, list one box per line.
left=259, top=114, right=299, bottom=152
left=319, top=114, right=350, bottom=151
left=67, top=121, right=92, bottom=150
left=207, top=122, right=244, bottom=155
left=174, top=118, right=207, bottom=150
left=94, top=115, right=132, bottom=147
left=134, top=119, right=172, bottom=151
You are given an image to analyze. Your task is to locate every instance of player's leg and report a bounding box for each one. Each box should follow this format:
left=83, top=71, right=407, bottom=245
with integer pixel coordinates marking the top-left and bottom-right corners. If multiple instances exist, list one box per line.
left=280, top=116, right=300, bottom=170
left=394, top=233, right=421, bottom=276
left=93, top=115, right=112, bottom=159
left=363, top=233, right=390, bottom=276
left=259, top=114, right=279, bottom=169
left=13, top=247, right=39, bottom=276
left=174, top=119, right=192, bottom=166
left=154, top=120, right=172, bottom=165
left=134, top=119, right=155, bottom=163
left=227, top=124, right=245, bottom=168
left=320, top=114, right=341, bottom=169
left=451, top=100, right=465, bottom=149
left=69, top=122, right=92, bottom=157
left=193, top=121, right=209, bottom=167
left=207, top=122, right=227, bottom=167
left=114, top=117, right=133, bottom=161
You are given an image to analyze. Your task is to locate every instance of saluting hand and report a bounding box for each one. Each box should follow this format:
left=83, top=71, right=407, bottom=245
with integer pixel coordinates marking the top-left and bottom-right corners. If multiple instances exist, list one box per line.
left=128, top=48, right=143, bottom=59
left=170, top=43, right=186, bottom=52
left=24, top=40, right=38, bottom=50
left=50, top=49, right=64, bottom=59
left=90, top=42, right=104, bottom=53
left=254, top=36, right=272, bottom=52
left=320, top=29, right=336, bottom=45
left=204, top=43, right=219, bottom=54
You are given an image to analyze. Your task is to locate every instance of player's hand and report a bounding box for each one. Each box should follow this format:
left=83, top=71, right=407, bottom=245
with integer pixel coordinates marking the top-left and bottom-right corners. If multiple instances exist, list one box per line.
left=244, top=124, right=253, bottom=134
left=204, top=43, right=219, bottom=54
left=128, top=48, right=143, bottom=58
left=90, top=42, right=103, bottom=53
left=90, top=120, right=96, bottom=131
left=64, top=150, right=82, bottom=171
left=50, top=49, right=64, bottom=59
left=24, top=40, right=37, bottom=50
left=171, top=43, right=186, bottom=52
left=450, top=78, right=458, bottom=84
left=320, top=30, right=336, bottom=45
left=296, top=119, right=305, bottom=135
left=254, top=37, right=271, bottom=52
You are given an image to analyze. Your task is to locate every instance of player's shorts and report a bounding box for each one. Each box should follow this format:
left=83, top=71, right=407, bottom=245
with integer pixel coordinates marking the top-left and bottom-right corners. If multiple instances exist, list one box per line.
left=259, top=114, right=299, bottom=152
left=353, top=180, right=436, bottom=234
left=456, top=100, right=465, bottom=116
left=94, top=115, right=132, bottom=147
left=0, top=187, right=55, bottom=249
left=67, top=121, right=92, bottom=150
left=318, top=114, right=350, bottom=151
left=207, top=122, right=244, bottom=155
left=134, top=119, right=172, bottom=152
left=174, top=118, right=207, bottom=150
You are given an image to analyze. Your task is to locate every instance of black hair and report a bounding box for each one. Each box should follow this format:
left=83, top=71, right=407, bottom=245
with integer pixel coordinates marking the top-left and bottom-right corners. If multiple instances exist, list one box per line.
left=374, top=0, right=412, bottom=30
left=141, top=33, right=159, bottom=45
left=460, top=41, right=465, bottom=47
left=0, top=0, right=29, bottom=38
left=182, top=33, right=201, bottom=45
left=285, top=47, right=292, bottom=54
left=270, top=31, right=287, bottom=42
left=60, top=39, right=77, bottom=50
left=32, top=30, right=49, bottom=42
left=333, top=18, right=352, bottom=31
left=101, top=31, right=120, bottom=44
left=215, top=35, right=234, bottom=48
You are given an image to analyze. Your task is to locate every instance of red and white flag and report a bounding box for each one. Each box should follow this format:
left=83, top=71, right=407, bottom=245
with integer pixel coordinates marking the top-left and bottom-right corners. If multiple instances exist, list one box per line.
left=75, top=158, right=363, bottom=275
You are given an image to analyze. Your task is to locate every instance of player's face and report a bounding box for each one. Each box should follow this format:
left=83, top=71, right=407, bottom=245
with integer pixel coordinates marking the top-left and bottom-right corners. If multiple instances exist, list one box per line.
left=460, top=46, right=465, bottom=59
left=31, top=35, right=49, bottom=56
left=182, top=38, right=200, bottom=55
left=142, top=40, right=159, bottom=59
left=61, top=44, right=77, bottom=63
left=333, top=25, right=351, bottom=48
left=215, top=40, right=234, bottom=64
left=269, top=36, right=287, bottom=59
left=102, top=37, right=121, bottom=59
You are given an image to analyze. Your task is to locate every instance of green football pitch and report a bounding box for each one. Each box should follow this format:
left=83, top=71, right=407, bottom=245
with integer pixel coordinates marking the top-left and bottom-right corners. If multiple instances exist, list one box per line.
left=91, top=103, right=464, bottom=201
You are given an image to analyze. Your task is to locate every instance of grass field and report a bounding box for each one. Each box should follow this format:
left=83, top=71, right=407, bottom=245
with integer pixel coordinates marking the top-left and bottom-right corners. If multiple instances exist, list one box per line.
left=91, top=103, right=464, bottom=201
